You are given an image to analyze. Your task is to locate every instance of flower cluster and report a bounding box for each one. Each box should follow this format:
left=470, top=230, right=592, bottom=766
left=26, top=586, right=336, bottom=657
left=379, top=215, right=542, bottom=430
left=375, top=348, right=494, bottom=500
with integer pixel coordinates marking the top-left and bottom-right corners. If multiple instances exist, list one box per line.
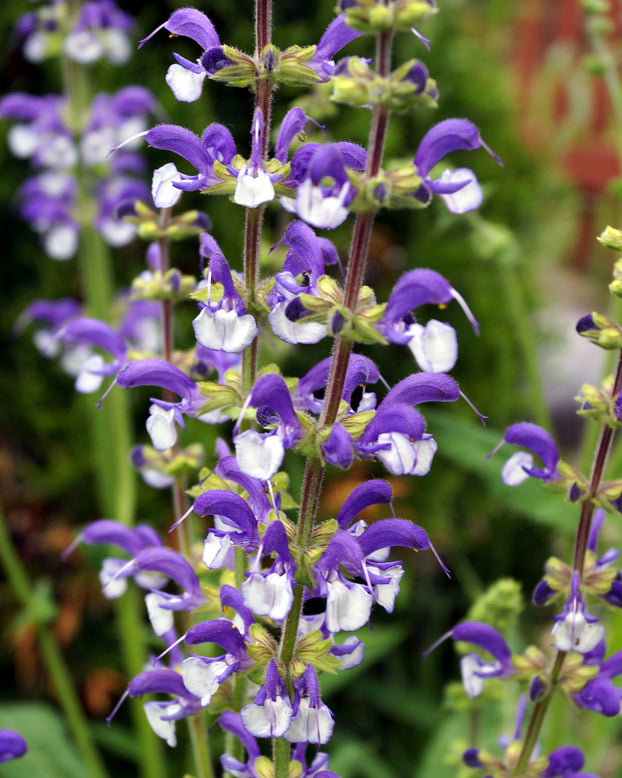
left=10, top=0, right=516, bottom=776
left=1, top=87, right=153, bottom=259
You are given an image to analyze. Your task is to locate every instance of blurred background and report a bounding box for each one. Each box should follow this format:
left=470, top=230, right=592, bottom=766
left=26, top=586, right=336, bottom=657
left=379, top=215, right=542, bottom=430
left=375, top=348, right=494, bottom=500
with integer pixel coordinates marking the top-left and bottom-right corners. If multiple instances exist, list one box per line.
left=1, top=0, right=622, bottom=776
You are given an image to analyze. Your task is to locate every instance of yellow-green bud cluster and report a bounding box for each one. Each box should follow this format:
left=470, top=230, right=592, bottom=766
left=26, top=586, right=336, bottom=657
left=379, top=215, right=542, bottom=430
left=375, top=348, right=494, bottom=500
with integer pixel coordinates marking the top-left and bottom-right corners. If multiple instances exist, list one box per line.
left=340, top=0, right=438, bottom=33
left=123, top=200, right=209, bottom=241
left=209, top=43, right=336, bottom=88
left=575, top=373, right=622, bottom=429
left=331, top=56, right=438, bottom=111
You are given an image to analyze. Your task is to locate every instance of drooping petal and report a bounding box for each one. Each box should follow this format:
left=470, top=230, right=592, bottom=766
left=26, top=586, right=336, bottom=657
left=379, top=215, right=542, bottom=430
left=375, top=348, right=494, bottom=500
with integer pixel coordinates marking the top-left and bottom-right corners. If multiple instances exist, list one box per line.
left=414, top=119, right=501, bottom=177
left=335, top=480, right=393, bottom=529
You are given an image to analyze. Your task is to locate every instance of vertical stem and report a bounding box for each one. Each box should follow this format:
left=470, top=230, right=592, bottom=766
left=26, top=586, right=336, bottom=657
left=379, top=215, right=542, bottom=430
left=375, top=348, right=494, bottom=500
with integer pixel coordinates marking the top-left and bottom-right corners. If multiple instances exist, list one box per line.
left=573, top=350, right=622, bottom=573
left=513, top=351, right=622, bottom=774
left=224, top=3, right=274, bottom=773
left=61, top=40, right=163, bottom=778
left=188, top=714, right=215, bottom=778
left=273, top=23, right=394, bottom=778
left=0, top=507, right=109, bottom=778
left=512, top=652, right=567, bottom=775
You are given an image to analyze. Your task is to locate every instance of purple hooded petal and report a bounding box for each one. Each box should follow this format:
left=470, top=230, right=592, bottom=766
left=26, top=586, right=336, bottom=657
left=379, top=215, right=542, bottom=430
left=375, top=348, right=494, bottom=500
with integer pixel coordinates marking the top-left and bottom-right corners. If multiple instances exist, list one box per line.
left=317, top=531, right=365, bottom=576
left=335, top=480, right=393, bottom=529
left=219, top=584, right=255, bottom=633
left=145, top=125, right=211, bottom=173
left=140, top=8, right=220, bottom=50
left=282, top=221, right=326, bottom=279
left=383, top=269, right=453, bottom=325
left=192, top=490, right=258, bottom=540
left=380, top=373, right=460, bottom=409
left=275, top=108, right=312, bottom=164
left=588, top=509, right=605, bottom=554
left=62, top=318, right=127, bottom=360
left=262, top=521, right=293, bottom=564
left=21, top=298, right=81, bottom=328
left=504, top=423, right=560, bottom=475
left=205, top=251, right=238, bottom=301
left=129, top=669, right=197, bottom=700
left=342, top=355, right=380, bottom=401
left=573, top=677, right=621, bottom=717
left=116, top=359, right=197, bottom=399
left=414, top=119, right=501, bottom=177
left=185, top=618, right=246, bottom=656
left=452, top=622, right=512, bottom=666
left=134, top=548, right=202, bottom=598
left=0, top=730, right=27, bottom=763
left=542, top=747, right=585, bottom=777
left=249, top=374, right=301, bottom=432
left=201, top=124, right=237, bottom=165
left=82, top=520, right=149, bottom=555
left=322, top=422, right=355, bottom=468
left=357, top=518, right=430, bottom=556
left=309, top=16, right=363, bottom=80
left=358, top=405, right=426, bottom=448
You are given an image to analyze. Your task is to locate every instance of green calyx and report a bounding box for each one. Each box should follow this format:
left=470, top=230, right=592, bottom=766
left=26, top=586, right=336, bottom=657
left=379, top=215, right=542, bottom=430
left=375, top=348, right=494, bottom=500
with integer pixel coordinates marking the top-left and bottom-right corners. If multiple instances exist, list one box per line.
left=331, top=56, right=438, bottom=111
left=340, top=0, right=437, bottom=32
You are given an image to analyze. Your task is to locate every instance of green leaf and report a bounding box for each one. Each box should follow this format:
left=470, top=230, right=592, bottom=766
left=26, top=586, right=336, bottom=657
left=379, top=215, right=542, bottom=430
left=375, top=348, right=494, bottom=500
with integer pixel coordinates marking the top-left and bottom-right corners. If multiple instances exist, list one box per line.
left=0, top=703, right=88, bottom=778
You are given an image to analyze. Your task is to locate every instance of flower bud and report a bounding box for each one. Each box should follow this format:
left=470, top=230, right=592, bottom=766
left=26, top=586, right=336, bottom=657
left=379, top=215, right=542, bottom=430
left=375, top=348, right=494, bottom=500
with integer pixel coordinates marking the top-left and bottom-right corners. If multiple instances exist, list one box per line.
left=597, top=225, right=622, bottom=250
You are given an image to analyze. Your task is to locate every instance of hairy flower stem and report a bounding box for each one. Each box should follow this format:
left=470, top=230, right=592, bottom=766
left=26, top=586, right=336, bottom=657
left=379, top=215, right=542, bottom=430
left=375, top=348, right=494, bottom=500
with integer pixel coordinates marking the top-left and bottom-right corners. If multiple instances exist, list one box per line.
left=513, top=351, right=622, bottom=774
left=573, top=349, right=622, bottom=574
left=273, top=26, right=394, bottom=778
left=224, top=5, right=275, bottom=772
left=188, top=713, right=215, bottom=778
left=512, top=651, right=567, bottom=776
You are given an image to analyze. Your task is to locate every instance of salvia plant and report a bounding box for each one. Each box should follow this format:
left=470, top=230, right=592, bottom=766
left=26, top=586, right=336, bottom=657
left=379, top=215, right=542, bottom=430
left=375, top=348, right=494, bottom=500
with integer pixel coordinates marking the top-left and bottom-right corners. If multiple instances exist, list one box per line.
left=2, top=0, right=622, bottom=777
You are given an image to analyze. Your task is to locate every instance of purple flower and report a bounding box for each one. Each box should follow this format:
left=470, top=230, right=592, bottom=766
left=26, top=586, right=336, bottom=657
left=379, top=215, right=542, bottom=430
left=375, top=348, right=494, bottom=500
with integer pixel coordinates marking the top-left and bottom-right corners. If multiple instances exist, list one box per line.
left=306, top=16, right=363, bottom=81
left=63, top=0, right=134, bottom=65
left=0, top=730, right=27, bottom=763
left=573, top=648, right=622, bottom=717
left=267, top=221, right=339, bottom=345
left=551, top=572, right=605, bottom=654
left=182, top=619, right=251, bottom=706
left=192, top=234, right=259, bottom=353
left=234, top=374, right=304, bottom=480
left=194, top=490, right=261, bottom=565
left=139, top=9, right=222, bottom=102
left=116, top=359, right=207, bottom=450
left=70, top=519, right=164, bottom=599
left=281, top=142, right=367, bottom=229
left=127, top=669, right=203, bottom=747
left=425, top=621, right=515, bottom=698
left=379, top=268, right=479, bottom=344
left=241, top=659, right=293, bottom=738
left=541, top=746, right=600, bottom=778
left=355, top=373, right=460, bottom=476
left=412, top=119, right=502, bottom=213
left=285, top=666, right=334, bottom=744
left=59, top=317, right=129, bottom=393
left=490, top=422, right=561, bottom=486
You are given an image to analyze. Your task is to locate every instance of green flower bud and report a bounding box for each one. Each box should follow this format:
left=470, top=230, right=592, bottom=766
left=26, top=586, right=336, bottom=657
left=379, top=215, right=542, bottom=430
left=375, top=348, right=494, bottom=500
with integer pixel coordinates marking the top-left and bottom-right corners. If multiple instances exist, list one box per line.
left=466, top=578, right=523, bottom=636
left=209, top=45, right=256, bottom=87
left=254, top=756, right=274, bottom=778
left=581, top=0, right=610, bottom=14
left=597, top=225, right=622, bottom=250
